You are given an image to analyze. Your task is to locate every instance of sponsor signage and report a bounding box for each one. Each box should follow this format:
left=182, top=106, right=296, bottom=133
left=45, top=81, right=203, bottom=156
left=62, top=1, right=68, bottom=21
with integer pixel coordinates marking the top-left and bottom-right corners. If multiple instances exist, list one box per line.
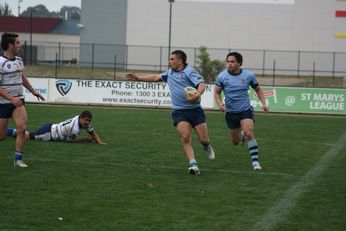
left=25, top=78, right=346, bottom=114
left=248, top=87, right=345, bottom=114
left=47, top=79, right=214, bottom=109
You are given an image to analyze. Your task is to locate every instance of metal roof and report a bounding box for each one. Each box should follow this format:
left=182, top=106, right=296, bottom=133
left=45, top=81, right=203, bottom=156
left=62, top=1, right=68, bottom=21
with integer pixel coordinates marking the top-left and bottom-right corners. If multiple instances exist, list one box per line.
left=0, top=16, right=79, bottom=35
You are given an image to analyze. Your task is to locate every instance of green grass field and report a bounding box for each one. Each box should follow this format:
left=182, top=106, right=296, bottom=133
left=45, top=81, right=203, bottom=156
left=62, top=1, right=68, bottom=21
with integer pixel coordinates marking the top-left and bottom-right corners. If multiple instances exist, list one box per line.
left=1, top=104, right=346, bottom=231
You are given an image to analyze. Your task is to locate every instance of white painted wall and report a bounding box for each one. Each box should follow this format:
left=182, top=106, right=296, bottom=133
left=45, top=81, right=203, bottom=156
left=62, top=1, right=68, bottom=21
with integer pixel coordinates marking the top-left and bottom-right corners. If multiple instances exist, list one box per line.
left=126, top=0, right=346, bottom=52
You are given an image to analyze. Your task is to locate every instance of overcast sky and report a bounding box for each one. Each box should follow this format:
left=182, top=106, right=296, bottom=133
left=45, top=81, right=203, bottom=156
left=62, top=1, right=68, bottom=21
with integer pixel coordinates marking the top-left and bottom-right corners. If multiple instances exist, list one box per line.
left=0, top=0, right=81, bottom=16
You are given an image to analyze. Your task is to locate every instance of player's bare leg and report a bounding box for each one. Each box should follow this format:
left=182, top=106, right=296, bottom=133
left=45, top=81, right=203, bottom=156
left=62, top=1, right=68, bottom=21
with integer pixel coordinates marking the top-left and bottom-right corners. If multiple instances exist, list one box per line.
left=195, top=123, right=215, bottom=160
left=0, top=118, right=9, bottom=141
left=176, top=121, right=199, bottom=175
left=230, top=127, right=242, bottom=145
left=176, top=121, right=194, bottom=160
left=12, top=107, right=28, bottom=167
left=240, top=119, right=262, bottom=171
left=241, top=119, right=255, bottom=141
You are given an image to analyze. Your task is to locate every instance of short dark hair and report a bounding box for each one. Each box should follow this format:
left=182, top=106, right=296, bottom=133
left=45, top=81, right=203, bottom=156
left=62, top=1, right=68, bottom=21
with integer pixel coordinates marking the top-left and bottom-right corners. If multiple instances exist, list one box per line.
left=226, top=52, right=243, bottom=66
left=1, top=33, right=18, bottom=51
left=80, top=110, right=93, bottom=119
left=171, top=50, right=187, bottom=65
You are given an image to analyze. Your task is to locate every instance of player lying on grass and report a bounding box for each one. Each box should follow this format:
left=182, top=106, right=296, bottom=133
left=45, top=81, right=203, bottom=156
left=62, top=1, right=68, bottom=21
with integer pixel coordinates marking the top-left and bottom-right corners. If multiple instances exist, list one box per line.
left=7, top=110, right=106, bottom=144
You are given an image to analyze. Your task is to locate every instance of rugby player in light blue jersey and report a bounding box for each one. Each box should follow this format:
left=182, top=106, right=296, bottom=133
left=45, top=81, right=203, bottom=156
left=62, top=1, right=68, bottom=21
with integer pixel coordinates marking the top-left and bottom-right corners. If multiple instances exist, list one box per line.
left=127, top=50, right=215, bottom=176
left=0, top=33, right=45, bottom=168
left=215, top=52, right=268, bottom=171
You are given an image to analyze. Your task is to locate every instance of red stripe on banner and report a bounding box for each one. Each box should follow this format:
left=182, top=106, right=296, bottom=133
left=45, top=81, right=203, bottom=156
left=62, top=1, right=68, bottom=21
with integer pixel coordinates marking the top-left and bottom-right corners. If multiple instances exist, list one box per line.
left=253, top=90, right=275, bottom=98
left=336, top=11, right=346, bottom=17
left=263, top=91, right=275, bottom=97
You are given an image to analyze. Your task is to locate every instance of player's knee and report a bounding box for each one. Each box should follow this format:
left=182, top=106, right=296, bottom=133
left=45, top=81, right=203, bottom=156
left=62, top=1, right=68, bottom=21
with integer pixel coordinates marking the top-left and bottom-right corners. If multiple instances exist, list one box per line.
left=15, top=124, right=26, bottom=133
left=16, top=127, right=26, bottom=136
left=180, top=134, right=191, bottom=144
left=243, top=130, right=254, bottom=140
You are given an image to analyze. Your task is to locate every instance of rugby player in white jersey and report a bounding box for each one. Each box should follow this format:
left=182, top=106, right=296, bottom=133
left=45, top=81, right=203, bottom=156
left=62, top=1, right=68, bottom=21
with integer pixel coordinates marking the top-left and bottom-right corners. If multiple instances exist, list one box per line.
left=127, top=50, right=215, bottom=176
left=7, top=111, right=105, bottom=144
left=0, top=33, right=45, bottom=168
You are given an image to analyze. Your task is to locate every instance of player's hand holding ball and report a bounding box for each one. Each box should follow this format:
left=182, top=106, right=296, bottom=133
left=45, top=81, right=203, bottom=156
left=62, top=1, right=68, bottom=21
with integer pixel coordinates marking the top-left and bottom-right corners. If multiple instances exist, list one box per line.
left=184, top=86, right=201, bottom=104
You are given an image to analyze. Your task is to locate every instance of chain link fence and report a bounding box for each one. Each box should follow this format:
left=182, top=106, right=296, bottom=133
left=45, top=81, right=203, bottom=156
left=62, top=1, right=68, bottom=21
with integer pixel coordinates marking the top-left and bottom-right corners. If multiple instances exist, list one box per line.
left=20, top=41, right=346, bottom=88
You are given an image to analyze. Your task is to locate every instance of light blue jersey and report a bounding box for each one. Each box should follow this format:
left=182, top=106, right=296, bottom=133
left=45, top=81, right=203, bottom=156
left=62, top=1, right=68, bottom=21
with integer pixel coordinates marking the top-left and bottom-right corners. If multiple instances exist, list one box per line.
left=215, top=69, right=258, bottom=113
left=160, top=65, right=204, bottom=110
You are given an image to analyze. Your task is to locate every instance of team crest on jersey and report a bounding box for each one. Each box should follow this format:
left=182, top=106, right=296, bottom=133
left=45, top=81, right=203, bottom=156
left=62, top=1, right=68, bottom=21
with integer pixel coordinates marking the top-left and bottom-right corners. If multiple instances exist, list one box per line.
left=56, top=80, right=72, bottom=96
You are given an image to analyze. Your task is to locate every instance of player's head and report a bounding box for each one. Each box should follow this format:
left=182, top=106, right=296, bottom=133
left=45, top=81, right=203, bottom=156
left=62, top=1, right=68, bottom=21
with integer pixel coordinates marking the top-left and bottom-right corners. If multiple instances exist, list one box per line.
left=1, top=33, right=19, bottom=51
left=226, top=52, right=243, bottom=73
left=79, top=111, right=93, bottom=128
left=170, top=50, right=187, bottom=71
left=80, top=110, right=92, bottom=119
left=226, top=52, right=243, bottom=66
left=171, top=50, right=187, bottom=65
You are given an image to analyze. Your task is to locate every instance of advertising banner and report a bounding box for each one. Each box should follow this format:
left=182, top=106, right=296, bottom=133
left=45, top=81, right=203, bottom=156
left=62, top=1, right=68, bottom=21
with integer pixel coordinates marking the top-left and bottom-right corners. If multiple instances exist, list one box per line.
left=47, top=79, right=215, bottom=109
left=249, top=87, right=345, bottom=114
left=25, top=78, right=345, bottom=114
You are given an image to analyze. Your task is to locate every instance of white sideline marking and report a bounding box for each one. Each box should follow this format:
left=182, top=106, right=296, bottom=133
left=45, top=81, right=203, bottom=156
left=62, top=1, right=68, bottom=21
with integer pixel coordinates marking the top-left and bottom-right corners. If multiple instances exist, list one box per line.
left=251, top=133, right=346, bottom=231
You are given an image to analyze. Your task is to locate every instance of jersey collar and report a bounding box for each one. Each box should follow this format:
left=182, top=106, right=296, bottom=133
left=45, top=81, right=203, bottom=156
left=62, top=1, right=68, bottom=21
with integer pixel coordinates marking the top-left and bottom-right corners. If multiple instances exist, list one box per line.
left=228, top=69, right=242, bottom=76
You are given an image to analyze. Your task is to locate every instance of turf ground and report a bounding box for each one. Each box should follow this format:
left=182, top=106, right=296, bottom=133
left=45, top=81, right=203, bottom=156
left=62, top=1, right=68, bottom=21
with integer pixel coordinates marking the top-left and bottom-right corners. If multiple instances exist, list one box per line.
left=1, top=104, right=346, bottom=231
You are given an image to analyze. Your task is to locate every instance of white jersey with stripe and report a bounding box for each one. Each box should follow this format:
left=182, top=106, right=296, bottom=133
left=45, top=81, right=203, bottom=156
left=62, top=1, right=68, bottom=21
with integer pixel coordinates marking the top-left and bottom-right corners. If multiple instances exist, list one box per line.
left=0, top=55, right=24, bottom=104
left=51, top=115, right=94, bottom=141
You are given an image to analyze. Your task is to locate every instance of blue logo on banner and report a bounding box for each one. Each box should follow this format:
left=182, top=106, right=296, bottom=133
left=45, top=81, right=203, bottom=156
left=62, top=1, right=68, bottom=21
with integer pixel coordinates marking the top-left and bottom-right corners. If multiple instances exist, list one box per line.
left=56, top=80, right=72, bottom=96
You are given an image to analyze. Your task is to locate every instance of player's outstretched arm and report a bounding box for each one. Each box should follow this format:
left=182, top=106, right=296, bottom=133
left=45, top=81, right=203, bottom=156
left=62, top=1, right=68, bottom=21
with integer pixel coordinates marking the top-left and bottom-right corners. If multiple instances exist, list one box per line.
left=126, top=72, right=161, bottom=82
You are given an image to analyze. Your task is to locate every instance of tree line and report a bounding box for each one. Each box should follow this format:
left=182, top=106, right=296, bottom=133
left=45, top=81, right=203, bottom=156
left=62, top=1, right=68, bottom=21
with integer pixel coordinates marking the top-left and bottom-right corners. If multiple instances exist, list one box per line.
left=0, top=3, right=80, bottom=20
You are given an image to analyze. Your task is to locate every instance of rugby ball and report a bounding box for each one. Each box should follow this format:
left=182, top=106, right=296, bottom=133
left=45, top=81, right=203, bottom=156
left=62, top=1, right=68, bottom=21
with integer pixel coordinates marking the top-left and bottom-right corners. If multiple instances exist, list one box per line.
left=184, top=86, right=201, bottom=103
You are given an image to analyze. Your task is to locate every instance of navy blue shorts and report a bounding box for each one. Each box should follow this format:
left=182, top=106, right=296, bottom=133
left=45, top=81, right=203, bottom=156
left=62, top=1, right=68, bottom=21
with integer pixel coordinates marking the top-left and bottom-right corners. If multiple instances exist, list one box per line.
left=172, top=107, right=206, bottom=128
left=0, top=100, right=25, bottom=118
left=225, top=108, right=254, bottom=129
left=29, top=123, right=53, bottom=141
